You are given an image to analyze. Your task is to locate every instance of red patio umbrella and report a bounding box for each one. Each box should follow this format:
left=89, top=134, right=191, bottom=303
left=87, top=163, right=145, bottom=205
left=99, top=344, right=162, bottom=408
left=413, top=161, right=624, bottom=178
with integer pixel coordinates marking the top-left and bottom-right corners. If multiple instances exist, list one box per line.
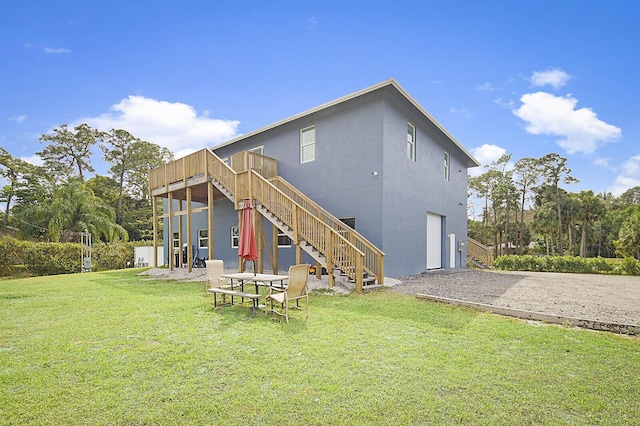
left=238, top=198, right=258, bottom=274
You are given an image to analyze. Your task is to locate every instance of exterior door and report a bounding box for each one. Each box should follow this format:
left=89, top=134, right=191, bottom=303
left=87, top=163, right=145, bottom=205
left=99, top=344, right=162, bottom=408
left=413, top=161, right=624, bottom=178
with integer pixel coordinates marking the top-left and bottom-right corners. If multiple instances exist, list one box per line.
left=426, top=212, right=442, bottom=270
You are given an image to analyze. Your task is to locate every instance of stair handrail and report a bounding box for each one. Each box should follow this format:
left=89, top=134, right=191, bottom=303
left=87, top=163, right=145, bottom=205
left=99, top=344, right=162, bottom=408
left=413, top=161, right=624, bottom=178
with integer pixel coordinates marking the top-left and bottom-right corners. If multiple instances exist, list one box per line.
left=271, top=176, right=385, bottom=284
left=246, top=170, right=366, bottom=285
left=203, top=149, right=368, bottom=289
left=467, top=237, right=493, bottom=267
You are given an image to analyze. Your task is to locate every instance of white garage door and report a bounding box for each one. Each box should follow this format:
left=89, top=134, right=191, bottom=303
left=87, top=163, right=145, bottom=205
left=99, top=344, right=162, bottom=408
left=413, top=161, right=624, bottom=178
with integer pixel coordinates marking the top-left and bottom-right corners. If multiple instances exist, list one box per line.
left=426, top=212, right=442, bottom=270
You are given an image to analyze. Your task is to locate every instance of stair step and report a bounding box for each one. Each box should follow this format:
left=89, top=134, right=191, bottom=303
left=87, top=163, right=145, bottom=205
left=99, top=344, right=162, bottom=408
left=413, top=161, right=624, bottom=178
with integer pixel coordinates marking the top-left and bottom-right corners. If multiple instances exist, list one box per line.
left=362, top=284, right=383, bottom=292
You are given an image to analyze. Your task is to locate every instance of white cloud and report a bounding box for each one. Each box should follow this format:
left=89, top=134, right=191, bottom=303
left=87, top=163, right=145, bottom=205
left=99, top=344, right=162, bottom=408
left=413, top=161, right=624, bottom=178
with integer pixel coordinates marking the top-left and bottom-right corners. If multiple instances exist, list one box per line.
left=609, top=155, right=640, bottom=196
left=468, top=144, right=508, bottom=176
left=309, top=16, right=318, bottom=30
left=21, top=154, right=44, bottom=167
left=449, top=107, right=471, bottom=117
left=9, top=115, right=27, bottom=123
left=477, top=82, right=494, bottom=92
left=43, top=46, right=71, bottom=54
left=593, top=157, right=612, bottom=169
left=494, top=97, right=514, bottom=108
left=513, top=92, right=621, bottom=155
left=78, top=96, right=240, bottom=158
left=529, top=68, right=572, bottom=89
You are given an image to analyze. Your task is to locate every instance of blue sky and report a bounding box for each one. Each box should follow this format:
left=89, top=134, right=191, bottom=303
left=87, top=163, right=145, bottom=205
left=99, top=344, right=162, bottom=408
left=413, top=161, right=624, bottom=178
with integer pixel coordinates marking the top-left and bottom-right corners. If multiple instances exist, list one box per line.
left=2, top=0, right=639, bottom=202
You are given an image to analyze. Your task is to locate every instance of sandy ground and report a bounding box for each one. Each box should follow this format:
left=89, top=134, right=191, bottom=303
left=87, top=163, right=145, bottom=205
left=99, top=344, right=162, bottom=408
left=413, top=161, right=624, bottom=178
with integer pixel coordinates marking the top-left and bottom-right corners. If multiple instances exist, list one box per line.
left=140, top=267, right=640, bottom=326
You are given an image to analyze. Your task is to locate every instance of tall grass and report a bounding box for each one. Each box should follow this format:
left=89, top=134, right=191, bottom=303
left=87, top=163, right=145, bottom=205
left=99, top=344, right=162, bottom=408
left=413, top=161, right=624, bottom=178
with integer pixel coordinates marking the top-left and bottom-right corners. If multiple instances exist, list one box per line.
left=1, top=269, right=639, bottom=425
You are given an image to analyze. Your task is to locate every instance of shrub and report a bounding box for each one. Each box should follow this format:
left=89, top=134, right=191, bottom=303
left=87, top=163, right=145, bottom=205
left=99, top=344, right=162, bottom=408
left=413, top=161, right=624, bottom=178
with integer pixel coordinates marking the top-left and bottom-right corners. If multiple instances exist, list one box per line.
left=0, top=237, right=28, bottom=276
left=23, top=242, right=80, bottom=276
left=619, top=257, right=640, bottom=276
left=92, top=239, right=134, bottom=271
left=494, top=254, right=624, bottom=275
left=587, top=257, right=614, bottom=274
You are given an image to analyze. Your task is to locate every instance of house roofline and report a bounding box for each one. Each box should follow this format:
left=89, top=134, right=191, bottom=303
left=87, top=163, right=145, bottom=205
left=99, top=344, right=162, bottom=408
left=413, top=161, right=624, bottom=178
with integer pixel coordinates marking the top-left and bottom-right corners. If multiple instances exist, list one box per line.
left=214, top=78, right=480, bottom=168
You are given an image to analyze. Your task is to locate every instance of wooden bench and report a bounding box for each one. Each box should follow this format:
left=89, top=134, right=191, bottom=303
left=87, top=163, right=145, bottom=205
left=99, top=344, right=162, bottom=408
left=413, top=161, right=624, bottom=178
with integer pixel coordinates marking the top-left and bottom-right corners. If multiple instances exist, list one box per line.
left=207, top=288, right=262, bottom=317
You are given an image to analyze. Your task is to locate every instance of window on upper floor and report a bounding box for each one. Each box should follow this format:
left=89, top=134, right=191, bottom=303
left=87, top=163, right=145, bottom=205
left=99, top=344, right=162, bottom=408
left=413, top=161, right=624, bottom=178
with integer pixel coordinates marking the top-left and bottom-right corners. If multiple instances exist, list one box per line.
left=444, top=151, right=450, bottom=181
left=300, top=126, right=316, bottom=163
left=249, top=146, right=264, bottom=156
left=231, top=226, right=239, bottom=248
left=407, top=122, right=416, bottom=161
left=198, top=229, right=208, bottom=249
left=172, top=232, right=180, bottom=249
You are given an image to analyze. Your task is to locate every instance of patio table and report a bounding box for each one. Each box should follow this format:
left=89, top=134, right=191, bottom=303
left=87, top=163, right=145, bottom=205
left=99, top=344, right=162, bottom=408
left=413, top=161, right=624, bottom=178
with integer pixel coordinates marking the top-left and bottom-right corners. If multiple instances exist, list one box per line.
left=221, top=272, right=289, bottom=294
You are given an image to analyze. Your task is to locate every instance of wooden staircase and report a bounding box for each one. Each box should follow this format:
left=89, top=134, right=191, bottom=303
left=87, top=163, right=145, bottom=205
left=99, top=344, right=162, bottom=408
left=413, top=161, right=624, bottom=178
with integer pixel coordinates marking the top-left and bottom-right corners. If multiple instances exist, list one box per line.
left=149, top=148, right=385, bottom=292
left=467, top=237, right=493, bottom=269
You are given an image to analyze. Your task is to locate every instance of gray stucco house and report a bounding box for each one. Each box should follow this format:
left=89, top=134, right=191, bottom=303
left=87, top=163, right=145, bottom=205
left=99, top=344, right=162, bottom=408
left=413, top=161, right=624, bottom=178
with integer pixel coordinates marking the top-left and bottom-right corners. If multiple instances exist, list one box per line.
left=149, top=79, right=479, bottom=290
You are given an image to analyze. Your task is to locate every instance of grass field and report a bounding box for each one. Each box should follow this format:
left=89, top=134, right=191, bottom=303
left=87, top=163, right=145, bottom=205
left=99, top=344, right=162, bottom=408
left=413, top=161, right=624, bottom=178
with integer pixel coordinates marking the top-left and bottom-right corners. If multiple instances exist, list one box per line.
left=1, top=269, right=639, bottom=425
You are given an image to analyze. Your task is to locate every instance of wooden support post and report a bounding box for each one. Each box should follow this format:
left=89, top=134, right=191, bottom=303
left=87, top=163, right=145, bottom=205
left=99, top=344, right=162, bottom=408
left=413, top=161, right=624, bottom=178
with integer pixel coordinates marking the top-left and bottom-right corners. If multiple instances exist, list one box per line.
left=355, top=255, right=363, bottom=293
left=152, top=196, right=158, bottom=268
left=326, top=227, right=334, bottom=288
left=186, top=187, right=192, bottom=273
left=272, top=224, right=279, bottom=275
left=178, top=199, right=184, bottom=269
left=255, top=208, right=264, bottom=274
left=238, top=209, right=244, bottom=272
left=207, top=182, right=214, bottom=259
left=315, top=261, right=322, bottom=280
left=377, top=257, right=384, bottom=286
left=168, top=193, right=173, bottom=271
left=261, top=230, right=274, bottom=274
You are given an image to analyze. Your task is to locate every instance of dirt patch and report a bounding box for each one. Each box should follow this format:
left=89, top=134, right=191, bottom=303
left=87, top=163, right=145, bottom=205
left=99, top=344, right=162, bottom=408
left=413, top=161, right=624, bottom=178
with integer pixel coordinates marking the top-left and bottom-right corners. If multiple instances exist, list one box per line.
left=392, top=269, right=640, bottom=326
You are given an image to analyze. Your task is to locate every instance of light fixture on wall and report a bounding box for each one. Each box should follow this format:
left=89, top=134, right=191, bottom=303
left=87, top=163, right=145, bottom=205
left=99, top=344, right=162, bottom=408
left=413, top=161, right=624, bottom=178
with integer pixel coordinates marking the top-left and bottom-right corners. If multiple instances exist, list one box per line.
left=372, top=171, right=379, bottom=176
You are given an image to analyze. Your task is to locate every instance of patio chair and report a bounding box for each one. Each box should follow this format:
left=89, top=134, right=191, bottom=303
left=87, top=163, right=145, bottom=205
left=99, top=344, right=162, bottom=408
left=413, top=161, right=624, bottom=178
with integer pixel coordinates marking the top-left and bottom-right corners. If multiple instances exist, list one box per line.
left=204, top=259, right=231, bottom=293
left=265, top=264, right=310, bottom=323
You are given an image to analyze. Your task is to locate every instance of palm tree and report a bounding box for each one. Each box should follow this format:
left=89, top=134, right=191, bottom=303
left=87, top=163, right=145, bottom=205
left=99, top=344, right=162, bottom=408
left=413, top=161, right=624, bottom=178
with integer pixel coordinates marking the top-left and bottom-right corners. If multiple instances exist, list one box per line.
left=47, top=180, right=128, bottom=242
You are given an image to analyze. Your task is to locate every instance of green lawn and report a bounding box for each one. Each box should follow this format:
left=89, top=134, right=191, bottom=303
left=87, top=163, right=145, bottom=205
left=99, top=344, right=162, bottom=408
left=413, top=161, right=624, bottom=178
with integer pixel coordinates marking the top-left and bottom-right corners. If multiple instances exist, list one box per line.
left=1, top=269, right=639, bottom=425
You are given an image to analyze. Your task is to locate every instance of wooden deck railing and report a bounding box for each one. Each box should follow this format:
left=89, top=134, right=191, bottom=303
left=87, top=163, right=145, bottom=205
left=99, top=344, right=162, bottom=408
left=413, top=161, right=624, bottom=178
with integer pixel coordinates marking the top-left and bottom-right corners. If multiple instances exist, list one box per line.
left=231, top=151, right=278, bottom=180
left=271, top=177, right=384, bottom=285
left=240, top=170, right=366, bottom=287
left=467, top=237, right=493, bottom=268
left=149, top=148, right=376, bottom=291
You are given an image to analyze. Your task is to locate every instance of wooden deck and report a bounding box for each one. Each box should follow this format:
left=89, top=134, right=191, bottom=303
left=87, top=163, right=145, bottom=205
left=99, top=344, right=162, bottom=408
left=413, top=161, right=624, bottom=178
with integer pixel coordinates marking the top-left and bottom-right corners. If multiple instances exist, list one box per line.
left=148, top=149, right=385, bottom=292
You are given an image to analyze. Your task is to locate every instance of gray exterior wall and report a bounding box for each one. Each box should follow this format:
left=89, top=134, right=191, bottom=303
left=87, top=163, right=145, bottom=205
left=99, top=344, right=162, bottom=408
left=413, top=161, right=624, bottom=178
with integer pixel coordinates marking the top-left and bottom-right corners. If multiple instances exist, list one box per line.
left=165, top=84, right=472, bottom=277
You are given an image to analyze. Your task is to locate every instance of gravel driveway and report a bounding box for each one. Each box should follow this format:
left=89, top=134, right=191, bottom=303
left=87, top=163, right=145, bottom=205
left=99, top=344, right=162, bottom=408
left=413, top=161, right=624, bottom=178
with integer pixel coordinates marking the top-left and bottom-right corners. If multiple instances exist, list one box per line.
left=142, top=267, right=640, bottom=326
left=392, top=269, right=640, bottom=326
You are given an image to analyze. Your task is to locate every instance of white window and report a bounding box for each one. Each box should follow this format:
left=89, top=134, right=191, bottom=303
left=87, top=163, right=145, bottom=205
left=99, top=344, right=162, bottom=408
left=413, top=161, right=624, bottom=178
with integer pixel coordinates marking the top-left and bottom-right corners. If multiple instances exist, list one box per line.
left=231, top=226, right=239, bottom=248
left=198, top=229, right=208, bottom=249
left=300, top=126, right=316, bottom=163
left=221, top=157, right=229, bottom=165
left=172, top=232, right=180, bottom=249
left=277, top=229, right=292, bottom=247
left=444, top=151, right=450, bottom=181
left=249, top=146, right=264, bottom=156
left=407, top=122, right=416, bottom=161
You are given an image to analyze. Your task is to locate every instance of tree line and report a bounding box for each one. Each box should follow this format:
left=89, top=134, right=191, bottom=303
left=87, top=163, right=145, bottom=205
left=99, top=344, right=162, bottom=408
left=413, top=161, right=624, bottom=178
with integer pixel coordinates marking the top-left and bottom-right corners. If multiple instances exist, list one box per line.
left=0, top=124, right=173, bottom=243
left=469, top=152, right=640, bottom=260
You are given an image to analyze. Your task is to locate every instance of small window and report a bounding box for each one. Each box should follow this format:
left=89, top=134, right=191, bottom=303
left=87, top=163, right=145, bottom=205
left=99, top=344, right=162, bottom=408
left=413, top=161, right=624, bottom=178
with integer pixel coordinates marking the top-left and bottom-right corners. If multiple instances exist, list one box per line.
left=172, top=232, right=180, bottom=249
left=231, top=226, right=239, bottom=248
left=249, top=146, right=264, bottom=156
left=444, top=152, right=450, bottom=181
left=221, top=157, right=229, bottom=165
left=300, top=126, right=316, bottom=163
left=277, top=229, right=292, bottom=247
left=198, top=229, right=208, bottom=249
left=407, top=123, right=416, bottom=161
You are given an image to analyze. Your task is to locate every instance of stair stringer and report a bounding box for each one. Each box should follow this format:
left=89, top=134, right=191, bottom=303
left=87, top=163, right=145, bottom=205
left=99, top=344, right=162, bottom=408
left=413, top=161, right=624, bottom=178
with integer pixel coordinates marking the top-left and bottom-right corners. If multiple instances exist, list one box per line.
left=210, top=177, right=355, bottom=282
